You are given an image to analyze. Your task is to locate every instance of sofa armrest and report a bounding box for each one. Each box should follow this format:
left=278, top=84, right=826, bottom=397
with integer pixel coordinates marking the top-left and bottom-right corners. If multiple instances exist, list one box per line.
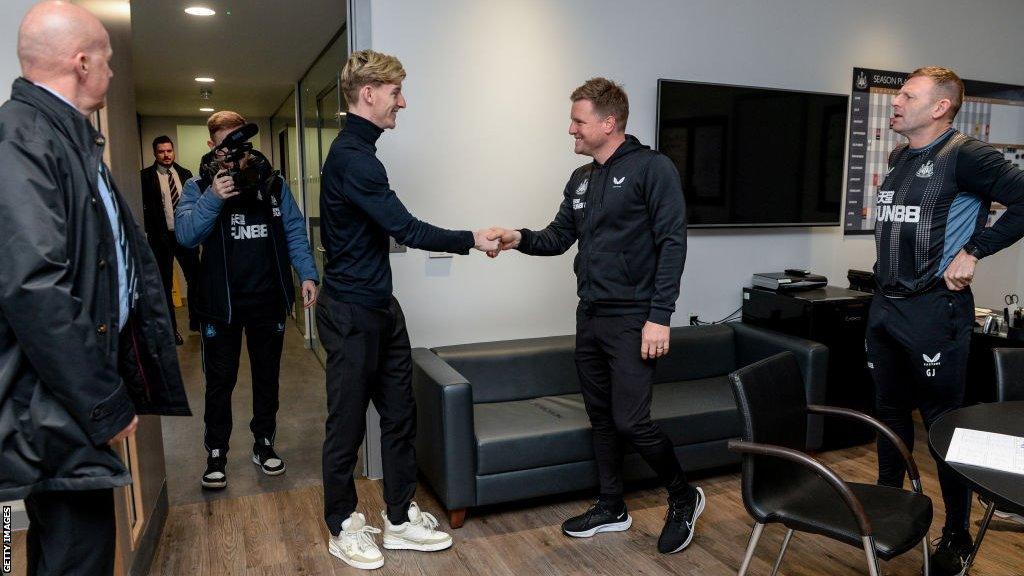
left=731, top=322, right=829, bottom=451
left=412, top=348, right=477, bottom=510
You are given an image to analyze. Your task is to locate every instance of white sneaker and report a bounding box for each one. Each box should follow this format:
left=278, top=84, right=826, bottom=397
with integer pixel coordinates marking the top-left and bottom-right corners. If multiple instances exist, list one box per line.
left=328, top=512, right=384, bottom=570
left=381, top=502, right=453, bottom=552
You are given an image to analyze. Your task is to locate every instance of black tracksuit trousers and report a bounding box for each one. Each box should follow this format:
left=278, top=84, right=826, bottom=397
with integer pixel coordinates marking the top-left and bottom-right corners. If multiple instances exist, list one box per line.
left=866, top=285, right=974, bottom=531
left=317, top=291, right=417, bottom=535
left=200, top=317, right=286, bottom=452
left=575, top=312, right=690, bottom=501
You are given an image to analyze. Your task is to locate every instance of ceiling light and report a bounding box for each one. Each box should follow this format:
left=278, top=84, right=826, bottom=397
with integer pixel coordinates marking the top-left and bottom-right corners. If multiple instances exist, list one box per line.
left=199, top=107, right=214, bottom=112
left=195, top=77, right=215, bottom=83
left=184, top=7, right=216, bottom=16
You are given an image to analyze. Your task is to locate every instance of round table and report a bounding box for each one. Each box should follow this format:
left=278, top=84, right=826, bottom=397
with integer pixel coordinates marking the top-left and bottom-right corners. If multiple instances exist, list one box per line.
left=928, top=401, right=1024, bottom=574
left=928, top=400, right=1024, bottom=515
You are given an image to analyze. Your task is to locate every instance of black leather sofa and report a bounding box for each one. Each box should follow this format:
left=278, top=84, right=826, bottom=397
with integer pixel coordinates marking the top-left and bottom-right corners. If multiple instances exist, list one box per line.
left=411, top=323, right=827, bottom=527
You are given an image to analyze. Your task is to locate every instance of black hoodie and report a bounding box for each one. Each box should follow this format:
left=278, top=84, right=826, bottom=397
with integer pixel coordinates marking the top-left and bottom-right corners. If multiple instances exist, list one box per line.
left=518, top=135, right=687, bottom=325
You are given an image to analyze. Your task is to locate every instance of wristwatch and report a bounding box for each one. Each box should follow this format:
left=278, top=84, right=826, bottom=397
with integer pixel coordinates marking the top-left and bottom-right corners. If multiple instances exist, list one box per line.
left=962, top=243, right=983, bottom=259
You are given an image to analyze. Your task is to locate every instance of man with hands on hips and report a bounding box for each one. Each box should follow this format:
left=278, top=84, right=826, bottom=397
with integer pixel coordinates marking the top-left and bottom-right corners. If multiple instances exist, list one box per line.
left=865, top=66, right=1024, bottom=576
left=489, top=77, right=703, bottom=556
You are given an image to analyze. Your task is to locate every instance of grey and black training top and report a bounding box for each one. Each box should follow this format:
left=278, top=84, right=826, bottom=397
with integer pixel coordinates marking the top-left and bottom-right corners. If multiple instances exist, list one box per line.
left=873, top=128, right=1024, bottom=297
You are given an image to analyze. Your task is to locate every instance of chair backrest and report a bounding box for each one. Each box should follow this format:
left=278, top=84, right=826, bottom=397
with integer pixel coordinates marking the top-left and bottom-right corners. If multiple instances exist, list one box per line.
left=654, top=324, right=737, bottom=384
left=433, top=335, right=578, bottom=403
left=729, top=351, right=815, bottom=522
left=992, top=348, right=1024, bottom=402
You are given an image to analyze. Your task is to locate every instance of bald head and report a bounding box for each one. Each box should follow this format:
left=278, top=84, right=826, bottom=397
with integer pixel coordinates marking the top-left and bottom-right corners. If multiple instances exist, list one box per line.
left=17, top=1, right=113, bottom=114
left=18, top=1, right=108, bottom=82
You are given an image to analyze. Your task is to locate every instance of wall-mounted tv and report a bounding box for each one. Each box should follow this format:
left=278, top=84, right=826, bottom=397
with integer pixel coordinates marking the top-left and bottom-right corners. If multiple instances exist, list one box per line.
left=656, top=79, right=848, bottom=228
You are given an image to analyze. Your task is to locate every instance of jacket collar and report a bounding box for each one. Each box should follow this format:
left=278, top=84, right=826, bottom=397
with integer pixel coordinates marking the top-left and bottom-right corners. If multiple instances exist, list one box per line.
left=594, top=134, right=647, bottom=168
left=344, top=112, right=384, bottom=148
left=10, top=77, right=107, bottom=154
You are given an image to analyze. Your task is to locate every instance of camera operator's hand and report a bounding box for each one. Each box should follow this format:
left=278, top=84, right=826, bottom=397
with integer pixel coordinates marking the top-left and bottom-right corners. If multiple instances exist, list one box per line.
left=301, top=280, right=318, bottom=309
left=211, top=170, right=239, bottom=200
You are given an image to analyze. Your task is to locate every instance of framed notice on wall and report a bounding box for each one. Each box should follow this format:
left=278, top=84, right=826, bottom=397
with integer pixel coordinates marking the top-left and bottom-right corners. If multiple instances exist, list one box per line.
left=844, top=67, right=1024, bottom=235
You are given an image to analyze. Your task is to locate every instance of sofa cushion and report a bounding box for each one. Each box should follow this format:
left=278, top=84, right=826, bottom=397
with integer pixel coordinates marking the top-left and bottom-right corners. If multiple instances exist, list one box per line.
left=434, top=335, right=578, bottom=404
left=474, top=376, right=741, bottom=475
left=651, top=376, right=742, bottom=446
left=654, top=324, right=737, bottom=384
left=474, top=394, right=592, bottom=475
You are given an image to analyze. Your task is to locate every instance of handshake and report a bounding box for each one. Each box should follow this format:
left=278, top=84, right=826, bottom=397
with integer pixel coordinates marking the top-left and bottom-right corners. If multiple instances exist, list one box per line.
left=472, top=227, right=522, bottom=258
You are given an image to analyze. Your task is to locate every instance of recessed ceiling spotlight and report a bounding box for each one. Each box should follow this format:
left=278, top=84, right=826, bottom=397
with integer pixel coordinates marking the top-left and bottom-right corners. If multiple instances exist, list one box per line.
left=195, top=77, right=215, bottom=83
left=185, top=7, right=216, bottom=16
left=199, top=107, right=215, bottom=112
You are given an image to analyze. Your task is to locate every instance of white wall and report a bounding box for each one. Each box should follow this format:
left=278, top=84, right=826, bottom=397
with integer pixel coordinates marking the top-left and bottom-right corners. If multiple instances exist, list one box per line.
left=367, top=0, right=1024, bottom=348
left=0, top=2, right=32, bottom=85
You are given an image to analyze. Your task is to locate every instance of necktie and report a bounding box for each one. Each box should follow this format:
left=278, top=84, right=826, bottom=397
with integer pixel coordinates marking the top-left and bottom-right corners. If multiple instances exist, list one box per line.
left=168, top=170, right=180, bottom=208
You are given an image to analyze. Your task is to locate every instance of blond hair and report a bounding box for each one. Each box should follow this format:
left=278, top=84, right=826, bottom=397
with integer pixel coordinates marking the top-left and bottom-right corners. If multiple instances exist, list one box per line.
left=571, top=77, right=629, bottom=131
left=341, top=50, right=407, bottom=107
left=908, top=66, right=965, bottom=120
left=206, top=110, right=247, bottom=138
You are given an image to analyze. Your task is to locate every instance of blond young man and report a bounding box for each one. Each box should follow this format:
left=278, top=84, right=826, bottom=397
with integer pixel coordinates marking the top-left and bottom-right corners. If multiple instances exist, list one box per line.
left=317, top=50, right=499, bottom=569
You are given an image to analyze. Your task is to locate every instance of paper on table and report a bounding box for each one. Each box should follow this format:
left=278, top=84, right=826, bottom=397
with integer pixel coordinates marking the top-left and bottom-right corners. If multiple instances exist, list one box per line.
left=945, top=427, right=1024, bottom=475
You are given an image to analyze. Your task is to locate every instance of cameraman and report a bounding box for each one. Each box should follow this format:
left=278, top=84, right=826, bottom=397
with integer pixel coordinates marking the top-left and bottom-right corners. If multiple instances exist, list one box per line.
left=175, top=111, right=319, bottom=490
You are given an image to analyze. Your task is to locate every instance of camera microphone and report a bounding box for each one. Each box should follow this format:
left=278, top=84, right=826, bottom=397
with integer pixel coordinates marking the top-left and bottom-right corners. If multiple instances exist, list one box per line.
left=216, top=122, right=259, bottom=152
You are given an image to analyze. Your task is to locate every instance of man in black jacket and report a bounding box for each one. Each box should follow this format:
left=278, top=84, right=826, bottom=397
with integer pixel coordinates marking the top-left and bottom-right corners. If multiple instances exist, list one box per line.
left=141, top=135, right=197, bottom=344
left=490, top=78, right=702, bottom=555
left=0, top=3, right=189, bottom=575
left=317, top=50, right=498, bottom=570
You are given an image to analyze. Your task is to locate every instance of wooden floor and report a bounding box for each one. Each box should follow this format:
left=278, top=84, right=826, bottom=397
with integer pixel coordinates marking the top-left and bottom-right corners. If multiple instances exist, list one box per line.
left=10, top=429, right=1024, bottom=575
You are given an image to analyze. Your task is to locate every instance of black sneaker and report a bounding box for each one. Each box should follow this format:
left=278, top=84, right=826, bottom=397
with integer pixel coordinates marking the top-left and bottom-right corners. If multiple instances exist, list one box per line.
left=201, top=449, right=227, bottom=490
left=930, top=527, right=973, bottom=576
left=562, top=500, right=632, bottom=538
left=252, top=439, right=286, bottom=476
left=658, top=486, right=705, bottom=554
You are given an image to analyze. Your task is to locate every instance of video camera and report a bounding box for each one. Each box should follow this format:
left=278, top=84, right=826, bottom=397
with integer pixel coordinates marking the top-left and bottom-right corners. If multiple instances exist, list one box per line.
left=200, top=122, right=272, bottom=193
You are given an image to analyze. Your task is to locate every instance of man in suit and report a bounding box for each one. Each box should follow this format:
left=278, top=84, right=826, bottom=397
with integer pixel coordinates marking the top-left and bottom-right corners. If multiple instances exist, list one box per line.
left=141, top=135, right=197, bottom=343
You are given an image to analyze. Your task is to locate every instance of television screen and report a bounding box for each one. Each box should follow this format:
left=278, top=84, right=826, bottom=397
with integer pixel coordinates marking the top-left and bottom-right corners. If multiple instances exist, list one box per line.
left=657, top=79, right=848, bottom=227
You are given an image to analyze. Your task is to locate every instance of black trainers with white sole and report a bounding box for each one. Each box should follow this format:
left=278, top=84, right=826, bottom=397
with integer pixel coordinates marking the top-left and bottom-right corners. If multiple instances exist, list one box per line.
left=930, top=526, right=973, bottom=576
left=658, top=486, right=705, bottom=554
left=562, top=500, right=632, bottom=538
left=202, top=450, right=228, bottom=490
left=252, top=439, right=286, bottom=476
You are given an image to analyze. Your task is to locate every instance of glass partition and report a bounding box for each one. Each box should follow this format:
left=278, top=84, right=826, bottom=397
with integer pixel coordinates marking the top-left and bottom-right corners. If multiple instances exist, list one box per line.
left=298, top=29, right=347, bottom=363
left=269, top=90, right=307, bottom=337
